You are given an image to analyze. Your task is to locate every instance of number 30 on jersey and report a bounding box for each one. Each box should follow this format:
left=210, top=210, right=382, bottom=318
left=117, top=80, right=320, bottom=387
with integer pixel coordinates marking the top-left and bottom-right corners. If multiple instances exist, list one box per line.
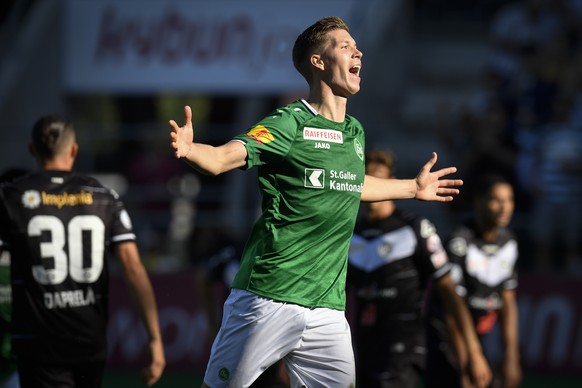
left=28, top=215, right=105, bottom=285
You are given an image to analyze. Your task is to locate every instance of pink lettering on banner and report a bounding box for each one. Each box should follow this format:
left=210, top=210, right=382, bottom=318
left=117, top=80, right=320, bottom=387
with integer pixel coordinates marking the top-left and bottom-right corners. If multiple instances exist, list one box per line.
left=94, top=6, right=297, bottom=74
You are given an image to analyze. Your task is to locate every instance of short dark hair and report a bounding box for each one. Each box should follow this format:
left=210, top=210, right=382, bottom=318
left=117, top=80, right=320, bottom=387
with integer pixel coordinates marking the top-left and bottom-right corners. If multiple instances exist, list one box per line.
left=31, top=115, right=76, bottom=160
left=365, top=149, right=395, bottom=174
left=472, top=173, right=512, bottom=202
left=292, top=16, right=349, bottom=83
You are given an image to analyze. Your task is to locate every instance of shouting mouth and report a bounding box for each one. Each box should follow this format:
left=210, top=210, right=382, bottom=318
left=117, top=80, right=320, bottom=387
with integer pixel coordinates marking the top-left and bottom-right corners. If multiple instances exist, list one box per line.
left=349, top=65, right=361, bottom=78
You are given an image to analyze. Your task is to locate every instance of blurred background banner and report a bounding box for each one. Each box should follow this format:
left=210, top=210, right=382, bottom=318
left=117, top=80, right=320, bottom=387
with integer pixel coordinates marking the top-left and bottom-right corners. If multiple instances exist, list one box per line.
left=482, top=274, right=582, bottom=376
left=64, top=0, right=357, bottom=94
left=108, top=272, right=582, bottom=376
left=107, top=270, right=210, bottom=371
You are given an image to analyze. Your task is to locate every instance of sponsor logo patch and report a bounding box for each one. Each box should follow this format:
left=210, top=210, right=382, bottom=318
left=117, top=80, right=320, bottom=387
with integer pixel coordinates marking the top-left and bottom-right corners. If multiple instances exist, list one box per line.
left=303, top=127, right=343, bottom=143
left=305, top=168, right=325, bottom=189
left=245, top=125, right=274, bottom=144
left=22, top=190, right=41, bottom=209
left=25, top=191, right=94, bottom=209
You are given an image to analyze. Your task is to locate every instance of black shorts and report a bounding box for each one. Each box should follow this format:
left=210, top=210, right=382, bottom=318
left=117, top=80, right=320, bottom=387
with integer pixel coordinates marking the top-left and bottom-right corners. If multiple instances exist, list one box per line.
left=17, top=359, right=105, bottom=388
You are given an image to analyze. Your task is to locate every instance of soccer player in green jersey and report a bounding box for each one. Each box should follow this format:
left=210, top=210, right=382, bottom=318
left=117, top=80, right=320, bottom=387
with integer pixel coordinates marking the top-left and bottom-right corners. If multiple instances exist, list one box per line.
left=169, top=16, right=463, bottom=388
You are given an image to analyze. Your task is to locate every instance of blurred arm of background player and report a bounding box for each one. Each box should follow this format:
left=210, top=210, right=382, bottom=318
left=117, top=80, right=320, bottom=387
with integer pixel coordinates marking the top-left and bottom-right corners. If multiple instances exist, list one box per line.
left=117, top=242, right=166, bottom=386
left=438, top=275, right=491, bottom=388
left=497, top=288, right=521, bottom=388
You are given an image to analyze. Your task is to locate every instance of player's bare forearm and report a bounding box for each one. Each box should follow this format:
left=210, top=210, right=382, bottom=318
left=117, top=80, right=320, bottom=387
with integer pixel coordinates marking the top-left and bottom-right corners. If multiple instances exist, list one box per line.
left=361, top=175, right=416, bottom=202
left=361, top=152, right=462, bottom=202
left=438, top=276, right=491, bottom=387
left=445, top=313, right=468, bottom=370
left=500, top=289, right=521, bottom=388
left=180, top=141, right=247, bottom=176
left=117, top=243, right=166, bottom=384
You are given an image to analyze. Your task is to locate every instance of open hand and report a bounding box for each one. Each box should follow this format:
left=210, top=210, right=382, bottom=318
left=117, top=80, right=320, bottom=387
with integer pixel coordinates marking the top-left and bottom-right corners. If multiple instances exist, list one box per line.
left=415, top=152, right=463, bottom=201
left=169, top=105, right=194, bottom=158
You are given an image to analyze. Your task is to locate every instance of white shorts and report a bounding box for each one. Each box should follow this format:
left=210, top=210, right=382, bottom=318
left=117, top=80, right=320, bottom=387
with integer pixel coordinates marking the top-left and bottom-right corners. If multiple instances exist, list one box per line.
left=203, top=289, right=355, bottom=388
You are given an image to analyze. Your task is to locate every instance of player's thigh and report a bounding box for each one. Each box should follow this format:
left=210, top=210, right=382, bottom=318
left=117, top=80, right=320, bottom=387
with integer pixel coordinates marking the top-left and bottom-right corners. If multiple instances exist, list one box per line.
left=285, top=308, right=355, bottom=388
left=204, top=289, right=305, bottom=387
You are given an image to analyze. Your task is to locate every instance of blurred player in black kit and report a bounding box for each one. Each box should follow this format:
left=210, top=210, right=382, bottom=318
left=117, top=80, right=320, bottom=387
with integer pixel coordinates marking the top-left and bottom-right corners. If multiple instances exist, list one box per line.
left=0, top=168, right=28, bottom=388
left=426, top=174, right=521, bottom=388
left=0, top=115, right=165, bottom=388
left=348, top=149, right=491, bottom=388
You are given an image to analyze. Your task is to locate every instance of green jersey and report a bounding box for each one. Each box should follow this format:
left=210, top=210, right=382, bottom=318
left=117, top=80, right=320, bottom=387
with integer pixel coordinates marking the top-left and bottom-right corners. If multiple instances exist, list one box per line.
left=231, top=99, right=366, bottom=310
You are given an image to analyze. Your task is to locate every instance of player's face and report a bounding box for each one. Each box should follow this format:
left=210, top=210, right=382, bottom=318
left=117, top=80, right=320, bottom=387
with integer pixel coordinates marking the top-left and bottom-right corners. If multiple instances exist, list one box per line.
left=365, top=162, right=391, bottom=179
left=318, top=29, right=362, bottom=97
left=484, top=182, right=514, bottom=228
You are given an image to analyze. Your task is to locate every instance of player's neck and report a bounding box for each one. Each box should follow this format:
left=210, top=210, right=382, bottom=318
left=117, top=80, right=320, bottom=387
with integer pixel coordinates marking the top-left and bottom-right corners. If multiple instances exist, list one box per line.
left=307, top=86, right=347, bottom=123
left=41, top=158, right=74, bottom=172
left=477, top=221, right=499, bottom=242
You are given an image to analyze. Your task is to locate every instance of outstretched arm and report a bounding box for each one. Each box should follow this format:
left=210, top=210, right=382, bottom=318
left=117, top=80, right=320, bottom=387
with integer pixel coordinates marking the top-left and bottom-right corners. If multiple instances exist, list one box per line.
left=361, top=152, right=462, bottom=202
left=116, top=242, right=166, bottom=387
left=169, top=105, right=247, bottom=176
